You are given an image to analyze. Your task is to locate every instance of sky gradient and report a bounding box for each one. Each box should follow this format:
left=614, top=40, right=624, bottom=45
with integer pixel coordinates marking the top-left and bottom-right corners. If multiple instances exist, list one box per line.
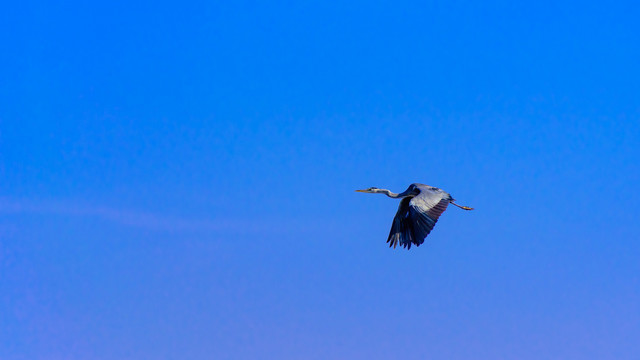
left=1, top=1, right=639, bottom=359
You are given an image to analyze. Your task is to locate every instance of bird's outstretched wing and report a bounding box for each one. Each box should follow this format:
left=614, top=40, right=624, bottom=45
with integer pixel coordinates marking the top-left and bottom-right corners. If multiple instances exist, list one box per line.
left=387, top=197, right=414, bottom=249
left=386, top=186, right=452, bottom=249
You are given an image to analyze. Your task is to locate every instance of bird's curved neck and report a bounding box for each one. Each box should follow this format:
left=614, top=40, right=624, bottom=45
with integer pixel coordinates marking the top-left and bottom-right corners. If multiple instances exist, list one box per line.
left=376, top=189, right=402, bottom=198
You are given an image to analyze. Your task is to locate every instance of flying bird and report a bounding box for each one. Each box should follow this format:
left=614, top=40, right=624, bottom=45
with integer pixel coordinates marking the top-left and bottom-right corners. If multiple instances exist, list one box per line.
left=356, top=183, right=473, bottom=249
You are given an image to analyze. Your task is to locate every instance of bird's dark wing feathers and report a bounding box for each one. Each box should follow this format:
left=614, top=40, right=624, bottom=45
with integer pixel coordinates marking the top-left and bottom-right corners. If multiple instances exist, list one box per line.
left=386, top=187, right=451, bottom=249
left=387, top=197, right=414, bottom=249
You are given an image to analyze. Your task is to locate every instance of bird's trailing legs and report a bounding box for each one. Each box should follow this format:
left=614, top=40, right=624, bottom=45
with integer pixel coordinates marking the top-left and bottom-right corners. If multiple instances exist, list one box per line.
left=450, top=201, right=474, bottom=210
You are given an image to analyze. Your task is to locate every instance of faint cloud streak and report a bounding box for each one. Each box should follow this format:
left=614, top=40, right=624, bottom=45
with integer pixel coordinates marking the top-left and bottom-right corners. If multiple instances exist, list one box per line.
left=0, top=198, right=294, bottom=234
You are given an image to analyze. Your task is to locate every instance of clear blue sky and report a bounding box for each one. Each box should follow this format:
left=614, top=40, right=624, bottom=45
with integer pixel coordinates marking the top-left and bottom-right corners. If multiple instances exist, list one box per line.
left=1, top=1, right=639, bottom=359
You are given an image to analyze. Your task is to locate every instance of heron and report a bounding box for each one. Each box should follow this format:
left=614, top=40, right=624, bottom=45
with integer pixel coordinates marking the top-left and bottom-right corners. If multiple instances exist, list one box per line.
left=356, top=183, right=473, bottom=249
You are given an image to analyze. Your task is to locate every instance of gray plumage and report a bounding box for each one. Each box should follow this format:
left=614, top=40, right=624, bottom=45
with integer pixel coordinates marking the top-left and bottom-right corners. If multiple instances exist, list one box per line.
left=356, top=183, right=473, bottom=249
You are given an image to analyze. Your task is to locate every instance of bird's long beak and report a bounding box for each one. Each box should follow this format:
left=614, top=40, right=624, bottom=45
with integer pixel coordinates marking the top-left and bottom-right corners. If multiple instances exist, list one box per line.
left=355, top=189, right=368, bottom=193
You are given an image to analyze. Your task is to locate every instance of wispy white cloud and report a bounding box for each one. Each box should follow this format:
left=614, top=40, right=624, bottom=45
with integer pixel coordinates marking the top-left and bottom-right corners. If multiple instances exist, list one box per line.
left=0, top=198, right=298, bottom=234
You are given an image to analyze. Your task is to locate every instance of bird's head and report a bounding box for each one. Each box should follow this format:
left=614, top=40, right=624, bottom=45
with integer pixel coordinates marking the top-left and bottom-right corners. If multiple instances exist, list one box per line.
left=355, top=187, right=380, bottom=193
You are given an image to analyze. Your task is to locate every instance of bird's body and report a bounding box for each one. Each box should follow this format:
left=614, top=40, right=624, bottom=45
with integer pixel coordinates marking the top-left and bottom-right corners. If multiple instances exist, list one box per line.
left=356, top=183, right=473, bottom=249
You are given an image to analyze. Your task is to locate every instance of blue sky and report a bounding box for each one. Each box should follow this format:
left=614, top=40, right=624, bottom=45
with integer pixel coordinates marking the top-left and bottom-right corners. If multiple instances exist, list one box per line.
left=1, top=1, right=639, bottom=359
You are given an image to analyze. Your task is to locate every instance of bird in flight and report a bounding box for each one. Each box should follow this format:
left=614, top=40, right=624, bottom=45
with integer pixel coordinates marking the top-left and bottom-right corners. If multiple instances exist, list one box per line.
left=356, top=183, right=473, bottom=249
